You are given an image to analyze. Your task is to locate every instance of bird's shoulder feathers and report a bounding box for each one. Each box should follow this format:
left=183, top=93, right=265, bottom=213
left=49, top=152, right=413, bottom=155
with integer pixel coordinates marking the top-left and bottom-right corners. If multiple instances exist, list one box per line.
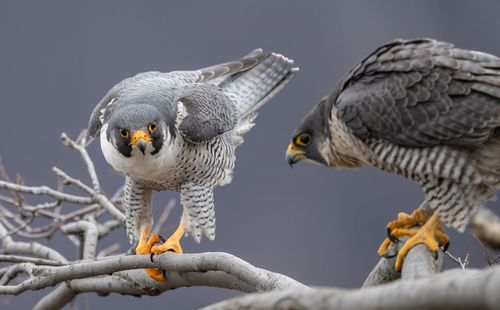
left=333, top=38, right=500, bottom=148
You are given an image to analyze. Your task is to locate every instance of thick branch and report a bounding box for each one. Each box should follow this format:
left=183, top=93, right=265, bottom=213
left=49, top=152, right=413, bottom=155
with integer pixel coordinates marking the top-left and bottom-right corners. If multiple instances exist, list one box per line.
left=34, top=284, right=77, bottom=310
left=205, top=265, right=500, bottom=310
left=0, top=252, right=306, bottom=295
left=363, top=236, right=442, bottom=286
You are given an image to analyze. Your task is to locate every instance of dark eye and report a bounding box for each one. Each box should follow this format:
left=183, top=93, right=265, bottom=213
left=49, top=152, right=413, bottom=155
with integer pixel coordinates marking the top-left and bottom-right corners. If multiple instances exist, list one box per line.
left=295, top=133, right=312, bottom=147
left=148, top=123, right=156, bottom=133
left=119, top=129, right=129, bottom=139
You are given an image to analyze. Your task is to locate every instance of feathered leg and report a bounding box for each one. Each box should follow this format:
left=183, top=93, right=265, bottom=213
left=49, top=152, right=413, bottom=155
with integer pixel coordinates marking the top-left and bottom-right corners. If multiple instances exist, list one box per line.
left=124, top=176, right=163, bottom=280
left=151, top=183, right=215, bottom=272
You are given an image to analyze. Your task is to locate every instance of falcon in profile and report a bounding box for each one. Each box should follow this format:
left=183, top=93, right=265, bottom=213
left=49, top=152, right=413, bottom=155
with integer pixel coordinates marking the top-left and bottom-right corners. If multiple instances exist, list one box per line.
left=89, top=50, right=297, bottom=281
left=287, top=38, right=500, bottom=269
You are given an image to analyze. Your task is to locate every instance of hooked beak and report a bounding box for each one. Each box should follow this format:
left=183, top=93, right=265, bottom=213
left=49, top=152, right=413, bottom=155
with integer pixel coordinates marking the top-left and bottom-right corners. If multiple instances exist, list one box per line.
left=137, top=140, right=147, bottom=155
left=286, top=143, right=305, bottom=167
left=129, top=130, right=151, bottom=155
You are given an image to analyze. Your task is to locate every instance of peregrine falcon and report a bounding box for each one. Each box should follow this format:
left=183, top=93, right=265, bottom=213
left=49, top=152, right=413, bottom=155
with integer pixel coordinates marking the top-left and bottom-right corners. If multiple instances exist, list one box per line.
left=89, top=50, right=297, bottom=281
left=287, top=38, right=500, bottom=269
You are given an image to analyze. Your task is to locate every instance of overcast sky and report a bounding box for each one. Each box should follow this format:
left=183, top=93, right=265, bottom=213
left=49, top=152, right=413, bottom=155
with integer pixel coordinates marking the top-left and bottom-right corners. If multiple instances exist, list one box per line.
left=1, top=1, right=500, bottom=309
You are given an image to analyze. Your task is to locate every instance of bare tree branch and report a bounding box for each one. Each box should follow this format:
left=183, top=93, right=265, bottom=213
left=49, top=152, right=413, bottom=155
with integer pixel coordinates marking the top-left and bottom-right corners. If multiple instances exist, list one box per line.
left=204, top=265, right=500, bottom=310
left=0, top=181, right=93, bottom=205
left=0, top=251, right=306, bottom=295
left=0, top=255, right=63, bottom=266
left=60, top=131, right=100, bottom=192
left=363, top=234, right=443, bottom=286
left=34, top=284, right=77, bottom=310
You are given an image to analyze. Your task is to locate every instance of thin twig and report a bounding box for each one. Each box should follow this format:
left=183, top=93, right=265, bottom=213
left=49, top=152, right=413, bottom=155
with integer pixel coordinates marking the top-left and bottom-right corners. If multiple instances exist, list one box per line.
left=60, top=132, right=100, bottom=192
left=0, top=255, right=63, bottom=266
left=52, top=167, right=94, bottom=195
left=0, top=181, right=93, bottom=205
left=444, top=248, right=470, bottom=270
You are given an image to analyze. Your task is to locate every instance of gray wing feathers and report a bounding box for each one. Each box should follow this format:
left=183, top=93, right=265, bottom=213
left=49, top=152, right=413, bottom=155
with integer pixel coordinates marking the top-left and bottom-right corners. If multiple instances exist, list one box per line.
left=219, top=53, right=298, bottom=146
left=220, top=53, right=296, bottom=117
left=178, top=84, right=238, bottom=143
left=195, top=49, right=267, bottom=84
left=336, top=38, right=500, bottom=148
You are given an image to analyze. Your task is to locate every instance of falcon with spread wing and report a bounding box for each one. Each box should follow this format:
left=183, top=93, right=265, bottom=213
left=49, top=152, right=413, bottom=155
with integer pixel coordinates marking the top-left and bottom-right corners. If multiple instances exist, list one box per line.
left=89, top=50, right=297, bottom=281
left=287, top=38, right=500, bottom=269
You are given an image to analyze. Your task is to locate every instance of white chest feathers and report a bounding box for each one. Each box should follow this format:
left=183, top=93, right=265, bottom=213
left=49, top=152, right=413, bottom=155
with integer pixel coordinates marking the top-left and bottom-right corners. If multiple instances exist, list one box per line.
left=100, top=123, right=178, bottom=181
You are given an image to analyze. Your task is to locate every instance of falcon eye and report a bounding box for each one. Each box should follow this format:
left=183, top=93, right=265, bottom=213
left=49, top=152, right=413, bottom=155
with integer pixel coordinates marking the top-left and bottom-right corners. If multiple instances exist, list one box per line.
left=295, top=133, right=312, bottom=147
left=119, top=129, right=130, bottom=139
left=148, top=123, right=156, bottom=133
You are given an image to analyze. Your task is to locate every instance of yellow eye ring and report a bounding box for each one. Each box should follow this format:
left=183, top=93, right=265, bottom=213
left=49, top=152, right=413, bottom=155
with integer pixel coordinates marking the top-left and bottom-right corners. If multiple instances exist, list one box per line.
left=119, top=129, right=130, bottom=139
left=295, top=133, right=312, bottom=147
left=148, top=123, right=156, bottom=133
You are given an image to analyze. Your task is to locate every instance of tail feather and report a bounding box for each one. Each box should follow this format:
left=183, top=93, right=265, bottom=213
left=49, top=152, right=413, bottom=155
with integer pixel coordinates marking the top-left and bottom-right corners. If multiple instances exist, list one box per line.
left=220, top=53, right=296, bottom=115
left=219, top=52, right=298, bottom=146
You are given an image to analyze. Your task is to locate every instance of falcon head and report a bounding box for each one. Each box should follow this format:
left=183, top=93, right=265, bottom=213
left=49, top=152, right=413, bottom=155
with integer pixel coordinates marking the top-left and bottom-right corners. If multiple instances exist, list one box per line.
left=105, top=104, right=166, bottom=158
left=286, top=97, right=331, bottom=167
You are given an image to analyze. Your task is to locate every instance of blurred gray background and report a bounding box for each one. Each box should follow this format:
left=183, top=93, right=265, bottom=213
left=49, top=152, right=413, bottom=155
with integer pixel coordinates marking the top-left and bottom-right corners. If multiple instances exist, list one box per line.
left=1, top=0, right=499, bottom=309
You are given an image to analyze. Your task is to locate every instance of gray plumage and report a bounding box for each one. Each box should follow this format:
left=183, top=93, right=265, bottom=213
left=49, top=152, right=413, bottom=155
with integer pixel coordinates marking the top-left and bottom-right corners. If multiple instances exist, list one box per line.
left=89, top=50, right=298, bottom=246
left=289, top=38, right=500, bottom=232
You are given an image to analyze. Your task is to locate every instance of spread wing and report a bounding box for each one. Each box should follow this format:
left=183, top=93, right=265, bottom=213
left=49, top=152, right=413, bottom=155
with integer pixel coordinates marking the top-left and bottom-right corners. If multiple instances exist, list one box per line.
left=178, top=84, right=238, bottom=143
left=335, top=38, right=500, bottom=148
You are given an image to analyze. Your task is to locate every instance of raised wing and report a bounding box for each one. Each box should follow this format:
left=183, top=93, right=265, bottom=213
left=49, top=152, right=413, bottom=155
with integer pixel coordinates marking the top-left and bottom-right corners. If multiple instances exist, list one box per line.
left=195, top=49, right=268, bottom=83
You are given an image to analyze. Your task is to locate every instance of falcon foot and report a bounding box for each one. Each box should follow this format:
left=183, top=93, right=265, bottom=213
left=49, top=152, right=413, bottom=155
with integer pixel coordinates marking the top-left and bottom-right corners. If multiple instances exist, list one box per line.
left=377, top=209, right=449, bottom=270
left=135, top=227, right=165, bottom=281
left=152, top=223, right=184, bottom=255
left=146, top=223, right=185, bottom=281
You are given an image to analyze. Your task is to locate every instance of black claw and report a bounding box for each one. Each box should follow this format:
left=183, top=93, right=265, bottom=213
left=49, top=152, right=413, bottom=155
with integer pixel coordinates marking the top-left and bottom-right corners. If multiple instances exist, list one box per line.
left=383, top=252, right=397, bottom=259
left=127, top=243, right=138, bottom=255
left=159, top=235, right=166, bottom=243
left=442, top=241, right=450, bottom=252
left=162, top=269, right=166, bottom=278
left=387, top=228, right=400, bottom=243
left=149, top=253, right=155, bottom=262
left=434, top=250, right=439, bottom=260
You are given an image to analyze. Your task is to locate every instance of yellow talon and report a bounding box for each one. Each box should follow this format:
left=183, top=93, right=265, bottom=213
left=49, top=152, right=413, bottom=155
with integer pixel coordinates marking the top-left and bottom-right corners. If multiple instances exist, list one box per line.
left=151, top=223, right=185, bottom=256
left=378, top=209, right=449, bottom=270
left=135, top=226, right=164, bottom=281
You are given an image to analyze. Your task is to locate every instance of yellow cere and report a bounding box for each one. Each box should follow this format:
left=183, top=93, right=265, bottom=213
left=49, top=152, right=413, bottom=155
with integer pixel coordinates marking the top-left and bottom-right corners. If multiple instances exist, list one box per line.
left=130, top=130, right=152, bottom=145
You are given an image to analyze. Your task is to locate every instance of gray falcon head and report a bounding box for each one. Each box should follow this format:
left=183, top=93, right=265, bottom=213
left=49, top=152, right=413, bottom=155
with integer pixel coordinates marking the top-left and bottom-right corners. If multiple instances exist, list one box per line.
left=286, top=96, right=331, bottom=167
left=88, top=74, right=179, bottom=164
left=105, top=103, right=167, bottom=158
